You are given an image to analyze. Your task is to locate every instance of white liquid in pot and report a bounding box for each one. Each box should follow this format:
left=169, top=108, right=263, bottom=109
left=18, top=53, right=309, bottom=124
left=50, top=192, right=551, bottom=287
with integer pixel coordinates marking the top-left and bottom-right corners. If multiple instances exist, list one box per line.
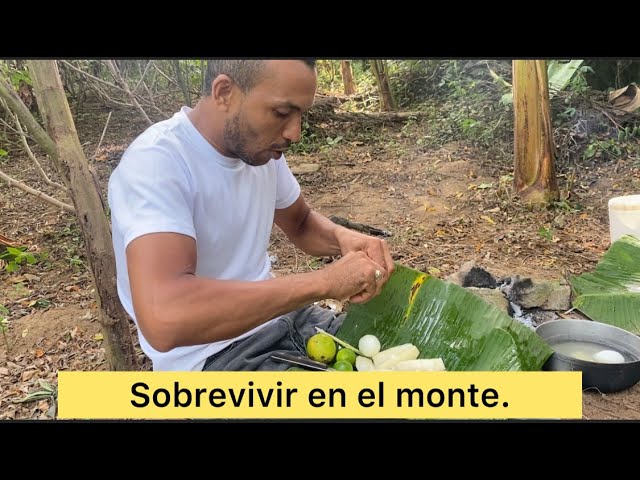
left=551, top=340, right=629, bottom=363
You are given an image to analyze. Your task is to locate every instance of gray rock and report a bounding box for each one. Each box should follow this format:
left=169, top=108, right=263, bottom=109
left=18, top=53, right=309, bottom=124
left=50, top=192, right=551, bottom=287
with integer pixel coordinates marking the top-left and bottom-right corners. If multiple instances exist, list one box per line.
left=466, top=287, right=510, bottom=314
left=507, top=277, right=571, bottom=311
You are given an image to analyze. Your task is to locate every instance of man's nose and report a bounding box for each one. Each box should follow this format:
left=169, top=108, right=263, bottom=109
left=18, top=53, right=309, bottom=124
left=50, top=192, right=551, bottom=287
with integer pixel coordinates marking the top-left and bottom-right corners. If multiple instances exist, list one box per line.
left=282, top=116, right=302, bottom=144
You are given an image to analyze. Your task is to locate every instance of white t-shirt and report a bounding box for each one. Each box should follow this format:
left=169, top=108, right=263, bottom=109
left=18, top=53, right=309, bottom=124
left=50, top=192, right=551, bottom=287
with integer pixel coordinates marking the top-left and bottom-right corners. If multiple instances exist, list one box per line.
left=107, top=106, right=301, bottom=371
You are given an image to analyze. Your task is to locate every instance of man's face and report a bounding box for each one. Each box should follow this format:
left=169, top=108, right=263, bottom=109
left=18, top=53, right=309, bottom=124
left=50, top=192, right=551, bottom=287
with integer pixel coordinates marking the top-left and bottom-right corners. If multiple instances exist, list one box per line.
left=222, top=61, right=317, bottom=166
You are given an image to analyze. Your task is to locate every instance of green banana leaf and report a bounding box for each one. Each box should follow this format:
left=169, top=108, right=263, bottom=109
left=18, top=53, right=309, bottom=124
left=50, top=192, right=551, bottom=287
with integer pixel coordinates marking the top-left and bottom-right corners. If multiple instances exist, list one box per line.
left=335, top=264, right=554, bottom=371
left=499, top=59, right=584, bottom=105
left=570, top=234, right=640, bottom=335
left=547, top=60, right=584, bottom=96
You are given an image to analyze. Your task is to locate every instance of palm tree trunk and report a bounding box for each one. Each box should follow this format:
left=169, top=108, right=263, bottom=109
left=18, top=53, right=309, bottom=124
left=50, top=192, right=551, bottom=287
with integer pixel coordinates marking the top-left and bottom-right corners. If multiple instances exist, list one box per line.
left=513, top=60, right=559, bottom=206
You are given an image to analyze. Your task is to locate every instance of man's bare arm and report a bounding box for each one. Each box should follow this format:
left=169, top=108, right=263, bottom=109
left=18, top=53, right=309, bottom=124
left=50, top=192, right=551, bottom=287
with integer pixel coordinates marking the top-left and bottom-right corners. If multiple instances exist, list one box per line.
left=126, top=232, right=380, bottom=352
left=274, top=194, right=395, bottom=282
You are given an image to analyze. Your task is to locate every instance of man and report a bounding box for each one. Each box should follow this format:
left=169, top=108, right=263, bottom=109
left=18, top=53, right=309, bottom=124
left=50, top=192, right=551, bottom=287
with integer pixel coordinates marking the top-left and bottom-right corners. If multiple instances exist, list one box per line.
left=107, top=59, right=394, bottom=371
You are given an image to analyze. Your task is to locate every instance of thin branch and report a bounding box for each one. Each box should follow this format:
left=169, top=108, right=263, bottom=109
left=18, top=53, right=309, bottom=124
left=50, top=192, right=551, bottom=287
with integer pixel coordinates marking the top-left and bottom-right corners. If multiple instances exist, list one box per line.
left=92, top=111, right=112, bottom=160
left=153, top=62, right=180, bottom=89
left=136, top=61, right=167, bottom=117
left=141, top=80, right=166, bottom=117
left=132, top=60, right=154, bottom=94
left=58, top=60, right=125, bottom=94
left=0, top=78, right=58, bottom=161
left=86, top=81, right=134, bottom=108
left=477, top=114, right=505, bottom=140
left=0, top=169, right=74, bottom=213
left=592, top=102, right=624, bottom=131
left=0, top=100, right=24, bottom=136
left=106, top=60, right=152, bottom=125
left=0, top=115, right=30, bottom=152
left=13, top=112, right=67, bottom=192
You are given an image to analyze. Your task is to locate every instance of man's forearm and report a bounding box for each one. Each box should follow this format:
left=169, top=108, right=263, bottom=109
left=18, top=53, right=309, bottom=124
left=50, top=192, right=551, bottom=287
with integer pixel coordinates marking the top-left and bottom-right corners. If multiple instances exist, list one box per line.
left=286, top=210, right=347, bottom=257
left=136, top=270, right=329, bottom=352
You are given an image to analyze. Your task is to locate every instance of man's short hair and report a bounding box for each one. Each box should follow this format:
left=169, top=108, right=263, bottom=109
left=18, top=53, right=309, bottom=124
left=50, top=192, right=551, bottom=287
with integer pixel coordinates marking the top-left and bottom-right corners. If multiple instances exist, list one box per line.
left=203, top=59, right=316, bottom=95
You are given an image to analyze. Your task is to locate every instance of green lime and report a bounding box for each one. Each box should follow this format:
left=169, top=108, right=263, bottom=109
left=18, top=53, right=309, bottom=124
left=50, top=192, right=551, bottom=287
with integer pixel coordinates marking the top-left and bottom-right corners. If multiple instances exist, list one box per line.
left=332, top=360, right=354, bottom=371
left=287, top=366, right=307, bottom=371
left=306, top=333, right=337, bottom=364
left=336, top=348, right=357, bottom=366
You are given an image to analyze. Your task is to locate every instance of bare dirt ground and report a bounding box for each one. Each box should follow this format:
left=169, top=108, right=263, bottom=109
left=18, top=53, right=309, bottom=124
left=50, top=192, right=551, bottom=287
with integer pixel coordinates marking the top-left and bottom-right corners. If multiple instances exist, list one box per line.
left=1, top=98, right=639, bottom=420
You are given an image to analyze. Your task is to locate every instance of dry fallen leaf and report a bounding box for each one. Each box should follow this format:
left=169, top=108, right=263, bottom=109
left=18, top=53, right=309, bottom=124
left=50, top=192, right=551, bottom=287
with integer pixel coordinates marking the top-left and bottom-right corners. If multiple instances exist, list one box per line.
left=21, top=369, right=38, bottom=381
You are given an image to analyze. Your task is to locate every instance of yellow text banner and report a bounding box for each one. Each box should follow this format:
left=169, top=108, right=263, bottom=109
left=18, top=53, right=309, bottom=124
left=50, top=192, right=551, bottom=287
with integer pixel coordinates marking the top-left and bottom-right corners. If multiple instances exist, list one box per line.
left=58, top=371, right=582, bottom=419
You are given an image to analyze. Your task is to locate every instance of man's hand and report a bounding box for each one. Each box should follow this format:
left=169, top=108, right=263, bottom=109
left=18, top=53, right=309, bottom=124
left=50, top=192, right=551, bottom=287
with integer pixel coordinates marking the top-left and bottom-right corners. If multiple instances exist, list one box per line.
left=335, top=227, right=395, bottom=283
left=320, top=251, right=386, bottom=304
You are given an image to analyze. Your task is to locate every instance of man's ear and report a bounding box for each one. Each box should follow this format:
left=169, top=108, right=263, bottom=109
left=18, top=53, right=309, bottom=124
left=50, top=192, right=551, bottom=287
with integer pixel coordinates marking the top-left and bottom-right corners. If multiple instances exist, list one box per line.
left=211, top=74, right=235, bottom=111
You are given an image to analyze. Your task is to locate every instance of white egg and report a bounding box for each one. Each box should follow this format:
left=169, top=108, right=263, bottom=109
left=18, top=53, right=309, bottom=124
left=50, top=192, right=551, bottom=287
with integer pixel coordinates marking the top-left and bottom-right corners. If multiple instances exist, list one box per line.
left=358, top=334, right=381, bottom=357
left=592, top=349, right=626, bottom=364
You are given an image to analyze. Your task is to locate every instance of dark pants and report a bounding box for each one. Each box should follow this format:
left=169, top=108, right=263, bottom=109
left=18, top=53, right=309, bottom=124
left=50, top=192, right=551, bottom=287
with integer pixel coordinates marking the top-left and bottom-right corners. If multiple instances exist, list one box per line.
left=202, top=304, right=346, bottom=371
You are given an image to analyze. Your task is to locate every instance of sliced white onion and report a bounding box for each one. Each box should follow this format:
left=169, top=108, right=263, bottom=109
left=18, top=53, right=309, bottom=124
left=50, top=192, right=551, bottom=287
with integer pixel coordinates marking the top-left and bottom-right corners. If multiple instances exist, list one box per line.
left=358, top=334, right=381, bottom=358
left=355, top=356, right=375, bottom=372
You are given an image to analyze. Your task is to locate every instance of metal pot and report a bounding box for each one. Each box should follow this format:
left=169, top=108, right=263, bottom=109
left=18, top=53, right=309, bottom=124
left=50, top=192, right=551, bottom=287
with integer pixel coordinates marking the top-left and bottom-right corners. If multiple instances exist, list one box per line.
left=535, top=319, right=640, bottom=393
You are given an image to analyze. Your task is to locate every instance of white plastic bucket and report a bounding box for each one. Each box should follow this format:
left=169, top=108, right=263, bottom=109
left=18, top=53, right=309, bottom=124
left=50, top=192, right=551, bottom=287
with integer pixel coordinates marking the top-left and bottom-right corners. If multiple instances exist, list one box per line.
left=608, top=194, right=640, bottom=243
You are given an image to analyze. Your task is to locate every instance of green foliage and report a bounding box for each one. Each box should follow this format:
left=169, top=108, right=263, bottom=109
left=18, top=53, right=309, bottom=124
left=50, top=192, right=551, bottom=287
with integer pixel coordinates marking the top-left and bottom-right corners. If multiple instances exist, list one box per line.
left=537, top=225, right=553, bottom=241
left=0, top=246, right=46, bottom=272
left=571, top=234, right=640, bottom=334
left=582, top=138, right=623, bottom=161
left=0, top=60, right=32, bottom=88
left=551, top=199, right=581, bottom=212
left=287, top=120, right=320, bottom=155
left=565, top=65, right=593, bottom=95
left=337, top=264, right=554, bottom=371
left=617, top=125, right=640, bottom=141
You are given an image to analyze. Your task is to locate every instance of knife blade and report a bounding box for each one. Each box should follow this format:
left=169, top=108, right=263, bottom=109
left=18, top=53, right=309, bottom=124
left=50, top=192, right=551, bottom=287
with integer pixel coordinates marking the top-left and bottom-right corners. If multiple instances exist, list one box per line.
left=270, top=352, right=335, bottom=371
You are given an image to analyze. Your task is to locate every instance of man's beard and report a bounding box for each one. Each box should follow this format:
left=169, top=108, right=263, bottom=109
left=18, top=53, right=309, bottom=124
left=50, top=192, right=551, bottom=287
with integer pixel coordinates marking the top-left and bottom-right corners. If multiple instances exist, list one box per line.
left=222, top=113, right=264, bottom=166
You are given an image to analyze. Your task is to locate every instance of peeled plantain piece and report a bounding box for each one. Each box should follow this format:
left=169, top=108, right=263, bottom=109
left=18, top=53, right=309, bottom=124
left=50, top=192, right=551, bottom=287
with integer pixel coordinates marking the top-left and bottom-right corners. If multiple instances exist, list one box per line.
left=372, top=343, right=420, bottom=369
left=392, top=358, right=446, bottom=371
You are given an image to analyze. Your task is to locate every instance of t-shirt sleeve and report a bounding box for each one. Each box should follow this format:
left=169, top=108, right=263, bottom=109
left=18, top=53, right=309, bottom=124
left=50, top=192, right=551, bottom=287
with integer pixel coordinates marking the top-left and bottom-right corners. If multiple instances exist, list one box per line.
left=107, top=145, right=196, bottom=250
left=274, top=155, right=301, bottom=209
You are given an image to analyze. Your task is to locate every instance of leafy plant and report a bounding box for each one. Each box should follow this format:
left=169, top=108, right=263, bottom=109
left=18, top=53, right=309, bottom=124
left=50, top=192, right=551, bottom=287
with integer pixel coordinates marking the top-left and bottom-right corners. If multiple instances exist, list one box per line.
left=617, top=125, right=640, bottom=142
left=0, top=246, right=39, bottom=272
left=287, top=121, right=319, bottom=155
left=582, top=138, right=623, bottom=161
left=538, top=225, right=553, bottom=241
left=13, top=378, right=57, bottom=417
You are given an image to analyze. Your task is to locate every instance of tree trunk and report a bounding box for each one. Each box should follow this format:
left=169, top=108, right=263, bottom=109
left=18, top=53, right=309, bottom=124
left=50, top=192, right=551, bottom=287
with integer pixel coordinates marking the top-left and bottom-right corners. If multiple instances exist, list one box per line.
left=340, top=60, right=356, bottom=95
left=172, top=60, right=191, bottom=108
left=513, top=60, right=559, bottom=206
left=369, top=60, right=396, bottom=111
left=27, top=60, right=138, bottom=371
